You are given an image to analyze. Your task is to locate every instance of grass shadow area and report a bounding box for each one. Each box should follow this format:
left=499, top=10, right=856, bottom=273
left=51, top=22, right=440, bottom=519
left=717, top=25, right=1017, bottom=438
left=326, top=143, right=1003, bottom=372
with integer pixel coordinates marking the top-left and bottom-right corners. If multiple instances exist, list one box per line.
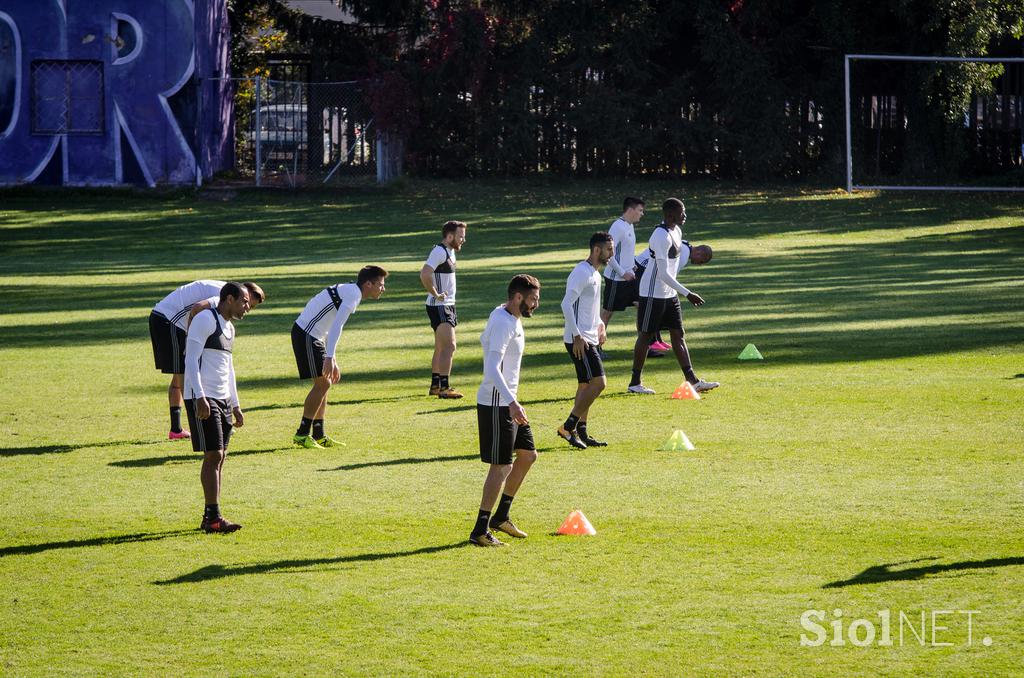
left=823, top=556, right=1024, bottom=588
left=318, top=453, right=478, bottom=472
left=1, top=439, right=165, bottom=458
left=0, top=530, right=194, bottom=558
left=109, top=447, right=288, bottom=468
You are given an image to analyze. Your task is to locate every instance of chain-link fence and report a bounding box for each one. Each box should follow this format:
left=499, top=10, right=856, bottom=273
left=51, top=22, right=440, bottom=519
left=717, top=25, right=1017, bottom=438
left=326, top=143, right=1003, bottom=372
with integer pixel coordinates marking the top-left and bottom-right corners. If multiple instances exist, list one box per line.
left=201, top=77, right=376, bottom=187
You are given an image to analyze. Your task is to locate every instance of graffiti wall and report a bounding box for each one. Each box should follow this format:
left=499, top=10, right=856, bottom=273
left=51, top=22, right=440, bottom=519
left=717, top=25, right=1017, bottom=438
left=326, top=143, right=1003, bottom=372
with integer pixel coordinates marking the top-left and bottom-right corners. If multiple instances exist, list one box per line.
left=0, top=0, right=230, bottom=186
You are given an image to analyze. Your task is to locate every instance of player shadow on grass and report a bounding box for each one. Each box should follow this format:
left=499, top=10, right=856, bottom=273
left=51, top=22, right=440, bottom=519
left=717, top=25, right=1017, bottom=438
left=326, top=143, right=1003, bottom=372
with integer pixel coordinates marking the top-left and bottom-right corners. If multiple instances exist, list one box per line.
left=153, top=541, right=469, bottom=584
left=0, top=530, right=194, bottom=558
left=0, top=439, right=164, bottom=457
left=108, top=447, right=287, bottom=468
left=245, top=394, right=422, bottom=413
left=319, top=454, right=478, bottom=471
left=822, top=556, right=1024, bottom=588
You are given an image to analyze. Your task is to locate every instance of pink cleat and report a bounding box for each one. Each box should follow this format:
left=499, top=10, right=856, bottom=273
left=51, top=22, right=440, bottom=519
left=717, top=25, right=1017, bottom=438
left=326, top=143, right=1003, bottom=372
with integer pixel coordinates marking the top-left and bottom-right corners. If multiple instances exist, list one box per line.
left=168, top=430, right=191, bottom=440
left=651, top=341, right=672, bottom=351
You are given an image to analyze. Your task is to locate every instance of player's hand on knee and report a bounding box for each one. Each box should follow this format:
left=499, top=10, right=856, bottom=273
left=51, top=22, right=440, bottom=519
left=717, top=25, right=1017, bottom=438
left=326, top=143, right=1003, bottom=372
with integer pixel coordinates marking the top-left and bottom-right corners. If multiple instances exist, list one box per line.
left=685, top=292, right=705, bottom=307
left=197, top=397, right=211, bottom=420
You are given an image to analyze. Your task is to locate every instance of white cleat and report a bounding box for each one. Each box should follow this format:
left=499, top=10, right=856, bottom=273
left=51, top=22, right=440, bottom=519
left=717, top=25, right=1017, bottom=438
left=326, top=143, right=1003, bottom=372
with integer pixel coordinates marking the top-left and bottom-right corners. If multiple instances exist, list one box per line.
left=692, top=379, right=720, bottom=393
left=628, top=384, right=656, bottom=395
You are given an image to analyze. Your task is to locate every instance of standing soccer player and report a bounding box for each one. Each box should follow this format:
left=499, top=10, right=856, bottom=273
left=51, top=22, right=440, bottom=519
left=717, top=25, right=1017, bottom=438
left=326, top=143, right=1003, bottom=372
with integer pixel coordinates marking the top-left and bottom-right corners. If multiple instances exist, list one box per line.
left=290, top=266, right=388, bottom=448
left=183, top=282, right=251, bottom=533
left=420, top=220, right=467, bottom=399
left=150, top=280, right=265, bottom=439
left=629, top=198, right=717, bottom=395
left=469, top=274, right=541, bottom=547
left=557, top=232, right=614, bottom=449
left=600, top=197, right=645, bottom=330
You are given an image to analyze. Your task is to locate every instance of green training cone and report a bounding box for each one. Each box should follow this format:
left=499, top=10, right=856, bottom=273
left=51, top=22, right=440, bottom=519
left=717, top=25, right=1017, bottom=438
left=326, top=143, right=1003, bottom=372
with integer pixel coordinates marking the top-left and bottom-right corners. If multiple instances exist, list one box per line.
left=659, top=429, right=695, bottom=451
left=738, top=343, right=763, bottom=360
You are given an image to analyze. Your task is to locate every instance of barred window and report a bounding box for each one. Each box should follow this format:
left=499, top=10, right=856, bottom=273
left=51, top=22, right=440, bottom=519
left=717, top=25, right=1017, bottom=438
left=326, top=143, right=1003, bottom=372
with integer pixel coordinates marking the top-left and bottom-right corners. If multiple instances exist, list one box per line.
left=31, top=60, right=104, bottom=135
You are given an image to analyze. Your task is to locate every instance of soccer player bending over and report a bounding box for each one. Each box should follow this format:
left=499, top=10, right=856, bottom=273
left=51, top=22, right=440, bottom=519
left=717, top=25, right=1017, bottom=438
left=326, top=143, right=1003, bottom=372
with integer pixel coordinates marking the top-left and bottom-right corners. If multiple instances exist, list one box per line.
left=420, top=220, right=467, bottom=399
left=629, top=197, right=717, bottom=395
left=557, top=232, right=614, bottom=449
left=290, top=266, right=388, bottom=449
left=469, top=274, right=541, bottom=547
left=183, top=282, right=252, bottom=533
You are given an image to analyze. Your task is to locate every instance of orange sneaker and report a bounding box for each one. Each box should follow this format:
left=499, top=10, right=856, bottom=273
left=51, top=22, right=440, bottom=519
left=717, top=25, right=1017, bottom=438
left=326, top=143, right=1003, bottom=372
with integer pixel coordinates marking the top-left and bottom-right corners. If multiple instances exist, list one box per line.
left=438, top=387, right=464, bottom=399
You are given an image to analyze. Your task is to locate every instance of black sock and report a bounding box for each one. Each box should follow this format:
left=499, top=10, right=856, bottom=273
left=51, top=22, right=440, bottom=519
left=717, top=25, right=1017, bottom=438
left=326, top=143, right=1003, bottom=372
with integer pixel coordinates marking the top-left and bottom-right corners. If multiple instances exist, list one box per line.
left=204, top=504, right=220, bottom=521
left=170, top=406, right=183, bottom=433
left=431, top=373, right=440, bottom=388
left=312, top=419, right=325, bottom=439
left=439, top=374, right=450, bottom=390
left=684, top=368, right=698, bottom=384
left=296, top=417, right=312, bottom=436
left=472, top=509, right=491, bottom=537
left=563, top=413, right=580, bottom=432
left=578, top=421, right=589, bottom=439
left=491, top=494, right=514, bottom=524
left=630, top=369, right=642, bottom=386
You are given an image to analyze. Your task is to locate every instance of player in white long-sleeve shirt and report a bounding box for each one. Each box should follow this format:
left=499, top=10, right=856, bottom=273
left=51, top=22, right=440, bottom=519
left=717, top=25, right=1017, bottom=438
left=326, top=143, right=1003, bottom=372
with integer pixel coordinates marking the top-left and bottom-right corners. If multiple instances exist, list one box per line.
left=630, top=198, right=717, bottom=395
left=557, top=232, right=614, bottom=449
left=290, top=265, right=388, bottom=448
left=420, top=220, right=467, bottom=399
left=150, top=280, right=265, bottom=440
left=183, top=282, right=251, bottom=533
left=469, top=274, right=541, bottom=547
left=600, top=197, right=645, bottom=329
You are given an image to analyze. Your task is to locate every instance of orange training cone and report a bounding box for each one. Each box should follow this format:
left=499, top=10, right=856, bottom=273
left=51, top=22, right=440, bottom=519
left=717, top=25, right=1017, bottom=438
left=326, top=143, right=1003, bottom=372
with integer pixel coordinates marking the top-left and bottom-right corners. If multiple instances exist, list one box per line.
left=670, top=382, right=701, bottom=400
left=557, top=510, right=597, bottom=536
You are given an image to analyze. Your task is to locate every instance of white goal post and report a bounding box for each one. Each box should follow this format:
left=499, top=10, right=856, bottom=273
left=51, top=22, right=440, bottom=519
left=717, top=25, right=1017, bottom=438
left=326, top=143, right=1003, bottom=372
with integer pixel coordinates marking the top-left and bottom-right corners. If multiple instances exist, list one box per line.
left=844, top=53, right=1024, bottom=193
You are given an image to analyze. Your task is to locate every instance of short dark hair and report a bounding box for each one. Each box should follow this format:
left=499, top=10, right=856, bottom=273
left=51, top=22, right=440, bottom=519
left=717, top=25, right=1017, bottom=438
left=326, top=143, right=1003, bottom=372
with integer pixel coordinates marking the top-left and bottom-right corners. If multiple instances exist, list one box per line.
left=623, top=197, right=645, bottom=211
left=590, top=231, right=613, bottom=248
left=357, top=265, right=389, bottom=287
left=442, top=220, right=466, bottom=238
left=507, top=274, right=540, bottom=298
left=663, top=197, right=684, bottom=215
left=243, top=282, right=265, bottom=304
left=219, top=281, right=245, bottom=304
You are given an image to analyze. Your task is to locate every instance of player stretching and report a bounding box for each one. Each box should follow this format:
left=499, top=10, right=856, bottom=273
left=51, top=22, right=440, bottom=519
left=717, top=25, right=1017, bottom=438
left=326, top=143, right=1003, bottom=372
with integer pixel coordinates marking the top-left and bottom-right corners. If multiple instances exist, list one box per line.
left=629, top=198, right=717, bottom=395
left=420, top=220, right=467, bottom=399
left=557, top=232, right=614, bottom=449
left=469, top=275, right=541, bottom=547
left=150, top=280, right=264, bottom=439
left=183, top=282, right=251, bottom=533
left=290, top=266, right=388, bottom=448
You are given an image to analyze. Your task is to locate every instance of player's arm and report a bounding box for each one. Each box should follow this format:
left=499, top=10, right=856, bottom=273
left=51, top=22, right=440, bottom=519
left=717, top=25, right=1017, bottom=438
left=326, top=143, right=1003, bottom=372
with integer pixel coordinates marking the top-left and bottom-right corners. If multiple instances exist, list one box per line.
left=652, top=237, right=701, bottom=305
left=227, top=359, right=243, bottom=427
left=484, top=328, right=527, bottom=424
left=419, top=247, right=447, bottom=301
left=185, top=298, right=214, bottom=328
left=560, top=272, right=587, bottom=359
left=184, top=312, right=215, bottom=419
left=322, top=302, right=355, bottom=383
left=604, top=224, right=633, bottom=280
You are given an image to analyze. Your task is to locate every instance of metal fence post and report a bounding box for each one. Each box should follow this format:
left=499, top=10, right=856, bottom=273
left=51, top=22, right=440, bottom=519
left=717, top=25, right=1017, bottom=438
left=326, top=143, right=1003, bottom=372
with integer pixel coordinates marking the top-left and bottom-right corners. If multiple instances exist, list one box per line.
left=255, top=75, right=262, bottom=187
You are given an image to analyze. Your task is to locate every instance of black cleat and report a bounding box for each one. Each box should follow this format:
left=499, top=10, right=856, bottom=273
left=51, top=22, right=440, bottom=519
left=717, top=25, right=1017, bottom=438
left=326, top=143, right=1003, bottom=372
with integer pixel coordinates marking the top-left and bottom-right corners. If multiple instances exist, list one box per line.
left=556, top=426, right=588, bottom=449
left=579, top=432, right=607, bottom=447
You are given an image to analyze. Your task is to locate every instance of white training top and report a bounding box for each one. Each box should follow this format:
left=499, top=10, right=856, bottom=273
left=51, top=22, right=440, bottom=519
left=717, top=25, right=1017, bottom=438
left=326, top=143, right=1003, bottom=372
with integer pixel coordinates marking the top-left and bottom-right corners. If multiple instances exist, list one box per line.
left=476, top=305, right=525, bottom=407
left=423, top=243, right=457, bottom=306
left=153, top=280, right=225, bottom=330
left=638, top=224, right=692, bottom=300
left=184, top=308, right=238, bottom=406
left=562, top=261, right=602, bottom=345
left=604, top=217, right=636, bottom=281
left=294, top=283, right=363, bottom=357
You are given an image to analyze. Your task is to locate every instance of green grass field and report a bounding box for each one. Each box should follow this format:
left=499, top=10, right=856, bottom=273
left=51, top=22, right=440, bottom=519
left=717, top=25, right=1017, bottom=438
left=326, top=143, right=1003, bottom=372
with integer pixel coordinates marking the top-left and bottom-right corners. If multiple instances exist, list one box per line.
left=1, top=181, right=1022, bottom=675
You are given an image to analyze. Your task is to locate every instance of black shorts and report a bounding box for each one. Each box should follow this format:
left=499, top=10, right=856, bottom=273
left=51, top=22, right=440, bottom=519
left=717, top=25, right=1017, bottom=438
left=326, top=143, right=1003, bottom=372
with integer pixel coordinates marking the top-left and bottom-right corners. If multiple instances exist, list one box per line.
left=565, top=342, right=605, bottom=383
left=637, top=296, right=684, bottom=333
left=477, top=403, right=535, bottom=465
left=149, top=311, right=187, bottom=374
left=184, top=397, right=233, bottom=453
left=291, top=323, right=326, bottom=380
left=426, top=304, right=458, bottom=331
left=602, top=277, right=638, bottom=312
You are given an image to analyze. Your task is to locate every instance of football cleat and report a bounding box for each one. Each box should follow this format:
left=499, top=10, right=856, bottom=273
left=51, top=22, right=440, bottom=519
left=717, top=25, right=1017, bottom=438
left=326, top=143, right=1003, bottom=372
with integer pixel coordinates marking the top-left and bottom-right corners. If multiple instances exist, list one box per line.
left=490, top=519, right=528, bottom=538
left=579, top=432, right=608, bottom=447
left=168, top=429, right=191, bottom=440
left=438, top=387, right=464, bottom=399
left=651, top=341, right=672, bottom=351
left=316, top=435, right=343, bottom=448
left=647, top=347, right=667, bottom=358
left=469, top=530, right=506, bottom=547
left=428, top=385, right=441, bottom=396
left=556, top=426, right=588, bottom=449
left=692, top=379, right=720, bottom=393
left=292, top=434, right=324, bottom=449
left=201, top=517, right=242, bottom=533
left=628, top=384, right=656, bottom=395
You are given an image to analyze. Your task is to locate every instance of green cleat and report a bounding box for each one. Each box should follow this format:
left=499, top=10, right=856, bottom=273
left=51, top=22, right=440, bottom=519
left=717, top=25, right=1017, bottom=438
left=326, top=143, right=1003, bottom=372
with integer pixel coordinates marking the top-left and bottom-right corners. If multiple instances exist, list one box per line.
left=316, top=435, right=345, bottom=448
left=292, top=434, right=323, bottom=449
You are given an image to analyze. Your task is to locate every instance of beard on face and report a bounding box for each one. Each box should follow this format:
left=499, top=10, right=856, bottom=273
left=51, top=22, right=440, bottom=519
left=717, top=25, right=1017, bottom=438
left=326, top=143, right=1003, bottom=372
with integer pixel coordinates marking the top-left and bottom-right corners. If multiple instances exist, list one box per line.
left=519, top=300, right=535, bottom=317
